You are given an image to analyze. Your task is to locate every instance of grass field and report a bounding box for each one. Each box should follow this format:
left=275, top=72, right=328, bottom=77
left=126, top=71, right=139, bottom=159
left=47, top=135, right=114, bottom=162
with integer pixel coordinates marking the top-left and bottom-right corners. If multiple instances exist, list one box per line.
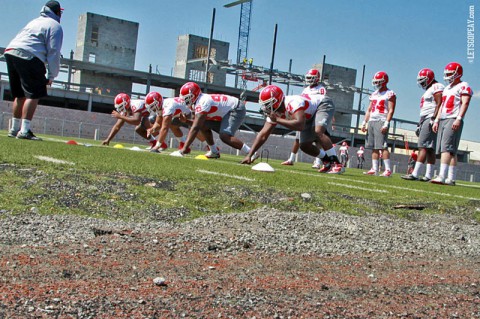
left=1, top=131, right=479, bottom=222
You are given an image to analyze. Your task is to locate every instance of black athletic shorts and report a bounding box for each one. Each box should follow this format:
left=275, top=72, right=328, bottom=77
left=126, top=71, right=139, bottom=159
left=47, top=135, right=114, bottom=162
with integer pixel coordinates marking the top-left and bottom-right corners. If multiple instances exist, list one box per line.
left=5, top=53, right=48, bottom=99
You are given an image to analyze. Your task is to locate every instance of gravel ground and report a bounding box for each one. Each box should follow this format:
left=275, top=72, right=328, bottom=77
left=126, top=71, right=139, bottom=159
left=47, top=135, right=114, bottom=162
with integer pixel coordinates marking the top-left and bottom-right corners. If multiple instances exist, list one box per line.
left=1, top=208, right=479, bottom=318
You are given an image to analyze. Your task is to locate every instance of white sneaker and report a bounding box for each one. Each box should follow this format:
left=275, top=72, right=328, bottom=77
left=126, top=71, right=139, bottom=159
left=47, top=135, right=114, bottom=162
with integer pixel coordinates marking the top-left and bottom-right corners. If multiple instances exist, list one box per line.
left=363, top=169, right=379, bottom=176
left=381, top=170, right=392, bottom=177
left=430, top=176, right=445, bottom=185
left=205, top=151, right=220, bottom=159
left=327, top=163, right=345, bottom=174
left=445, top=179, right=456, bottom=186
left=312, top=163, right=321, bottom=169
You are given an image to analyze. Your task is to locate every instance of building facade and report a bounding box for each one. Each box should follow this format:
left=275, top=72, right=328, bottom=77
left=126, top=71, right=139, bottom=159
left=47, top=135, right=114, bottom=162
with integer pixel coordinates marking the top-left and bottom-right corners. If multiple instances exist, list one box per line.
left=73, top=12, right=139, bottom=95
left=174, top=34, right=229, bottom=86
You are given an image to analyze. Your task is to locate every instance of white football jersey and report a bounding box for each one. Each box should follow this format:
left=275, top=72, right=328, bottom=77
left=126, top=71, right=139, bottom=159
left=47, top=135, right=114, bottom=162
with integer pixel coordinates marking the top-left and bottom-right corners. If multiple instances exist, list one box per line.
left=284, top=95, right=317, bottom=120
left=339, top=145, right=349, bottom=155
left=194, top=93, right=239, bottom=121
left=302, top=83, right=327, bottom=105
left=420, top=82, right=444, bottom=117
left=357, top=149, right=364, bottom=157
left=302, top=83, right=327, bottom=96
left=368, top=89, right=396, bottom=122
left=439, top=81, right=473, bottom=119
left=265, top=95, right=315, bottom=124
left=128, top=99, right=149, bottom=117
left=162, top=97, right=191, bottom=118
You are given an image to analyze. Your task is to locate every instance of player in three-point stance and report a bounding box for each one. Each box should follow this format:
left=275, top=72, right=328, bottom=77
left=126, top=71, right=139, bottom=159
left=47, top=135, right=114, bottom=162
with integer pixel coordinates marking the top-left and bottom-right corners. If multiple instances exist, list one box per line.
left=241, top=85, right=344, bottom=174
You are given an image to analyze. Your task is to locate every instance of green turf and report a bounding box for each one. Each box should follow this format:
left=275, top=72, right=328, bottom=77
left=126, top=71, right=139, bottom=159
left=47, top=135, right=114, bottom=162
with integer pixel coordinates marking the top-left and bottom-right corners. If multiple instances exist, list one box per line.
left=1, top=131, right=479, bottom=222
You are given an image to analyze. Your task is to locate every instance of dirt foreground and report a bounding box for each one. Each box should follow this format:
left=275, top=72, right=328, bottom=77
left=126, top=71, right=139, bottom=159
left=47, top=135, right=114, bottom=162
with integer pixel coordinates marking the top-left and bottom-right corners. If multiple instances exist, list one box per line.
left=1, top=210, right=479, bottom=318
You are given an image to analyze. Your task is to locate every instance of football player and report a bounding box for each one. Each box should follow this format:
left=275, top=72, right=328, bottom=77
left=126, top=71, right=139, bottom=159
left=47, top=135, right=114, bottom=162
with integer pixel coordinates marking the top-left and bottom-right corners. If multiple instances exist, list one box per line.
left=171, top=82, right=255, bottom=159
left=338, top=141, right=349, bottom=167
left=356, top=146, right=365, bottom=169
left=431, top=62, right=473, bottom=186
left=102, top=93, right=158, bottom=148
left=145, top=91, right=204, bottom=154
left=362, top=71, right=397, bottom=177
left=281, top=69, right=328, bottom=167
left=241, top=85, right=344, bottom=174
left=402, top=68, right=443, bottom=182
left=302, top=72, right=342, bottom=173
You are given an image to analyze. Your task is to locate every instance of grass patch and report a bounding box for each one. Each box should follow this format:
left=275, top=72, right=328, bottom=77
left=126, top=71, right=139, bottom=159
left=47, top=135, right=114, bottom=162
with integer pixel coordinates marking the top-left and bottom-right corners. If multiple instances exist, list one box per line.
left=1, top=131, right=479, bottom=222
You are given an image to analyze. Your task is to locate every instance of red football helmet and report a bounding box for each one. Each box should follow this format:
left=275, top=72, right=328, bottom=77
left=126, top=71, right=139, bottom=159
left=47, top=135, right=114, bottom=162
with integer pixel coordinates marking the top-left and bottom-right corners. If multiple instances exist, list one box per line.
left=114, top=93, right=131, bottom=113
left=259, top=85, right=285, bottom=114
left=180, top=82, right=201, bottom=107
left=372, top=71, right=389, bottom=90
left=443, top=62, right=463, bottom=84
left=145, top=91, right=163, bottom=115
left=305, top=69, right=320, bottom=86
left=360, top=146, right=365, bottom=150
left=417, top=68, right=435, bottom=89
left=342, top=141, right=348, bottom=146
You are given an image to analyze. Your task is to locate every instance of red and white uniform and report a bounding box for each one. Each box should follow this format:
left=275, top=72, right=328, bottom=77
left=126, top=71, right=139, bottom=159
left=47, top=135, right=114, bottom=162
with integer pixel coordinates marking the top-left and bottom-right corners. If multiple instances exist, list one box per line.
left=162, top=97, right=191, bottom=118
left=357, top=149, right=364, bottom=158
left=368, top=89, right=396, bottom=122
left=126, top=99, right=150, bottom=118
left=302, top=84, right=327, bottom=105
left=339, top=145, right=349, bottom=155
left=420, top=83, right=444, bottom=117
left=266, top=95, right=316, bottom=124
left=194, top=93, right=239, bottom=121
left=439, top=82, right=473, bottom=119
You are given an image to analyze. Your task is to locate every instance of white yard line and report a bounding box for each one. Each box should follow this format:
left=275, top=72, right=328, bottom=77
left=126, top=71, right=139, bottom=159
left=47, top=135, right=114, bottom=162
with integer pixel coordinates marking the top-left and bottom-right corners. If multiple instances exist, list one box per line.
left=327, top=182, right=387, bottom=193
left=34, top=155, right=75, bottom=165
left=278, top=168, right=480, bottom=201
left=197, top=169, right=255, bottom=181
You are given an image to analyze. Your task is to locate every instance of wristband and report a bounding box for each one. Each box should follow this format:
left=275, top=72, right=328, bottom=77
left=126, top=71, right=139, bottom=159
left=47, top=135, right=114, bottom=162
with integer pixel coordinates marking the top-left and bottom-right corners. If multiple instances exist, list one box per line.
left=382, top=121, right=390, bottom=128
left=456, top=116, right=463, bottom=121
left=361, top=121, right=366, bottom=126
left=434, top=119, right=439, bottom=123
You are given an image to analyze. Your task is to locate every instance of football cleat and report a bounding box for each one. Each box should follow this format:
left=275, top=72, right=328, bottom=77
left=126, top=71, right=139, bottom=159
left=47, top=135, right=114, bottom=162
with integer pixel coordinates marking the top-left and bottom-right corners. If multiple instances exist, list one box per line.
left=281, top=160, right=293, bottom=166
left=147, top=140, right=157, bottom=150
left=178, top=142, right=191, bottom=154
left=318, top=162, right=331, bottom=173
left=312, top=162, right=321, bottom=169
left=430, top=176, right=445, bottom=185
left=16, top=130, right=42, bottom=141
left=363, top=169, right=379, bottom=176
left=159, top=141, right=168, bottom=151
left=8, top=129, right=19, bottom=138
left=445, top=179, right=456, bottom=186
left=381, top=170, right=392, bottom=177
left=205, top=150, right=220, bottom=159
left=401, top=174, right=419, bottom=181
left=327, top=163, right=344, bottom=174
left=420, top=176, right=431, bottom=182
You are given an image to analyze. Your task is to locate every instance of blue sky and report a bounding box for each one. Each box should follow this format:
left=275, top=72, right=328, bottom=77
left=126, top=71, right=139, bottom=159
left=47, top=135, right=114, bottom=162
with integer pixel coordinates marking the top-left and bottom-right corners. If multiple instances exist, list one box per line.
left=1, top=0, right=478, bottom=142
